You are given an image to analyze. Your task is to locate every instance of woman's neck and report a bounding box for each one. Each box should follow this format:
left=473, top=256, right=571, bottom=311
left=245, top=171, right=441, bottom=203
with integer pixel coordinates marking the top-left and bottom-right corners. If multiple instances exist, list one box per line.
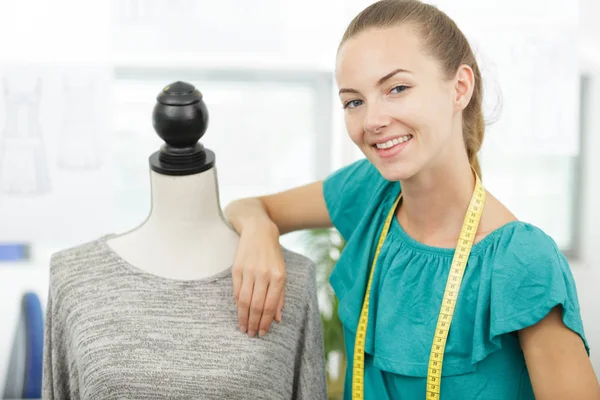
left=397, top=155, right=476, bottom=247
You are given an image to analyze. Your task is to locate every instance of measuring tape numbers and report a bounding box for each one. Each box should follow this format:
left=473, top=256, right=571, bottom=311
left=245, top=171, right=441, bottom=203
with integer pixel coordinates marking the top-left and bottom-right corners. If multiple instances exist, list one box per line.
left=352, top=173, right=486, bottom=400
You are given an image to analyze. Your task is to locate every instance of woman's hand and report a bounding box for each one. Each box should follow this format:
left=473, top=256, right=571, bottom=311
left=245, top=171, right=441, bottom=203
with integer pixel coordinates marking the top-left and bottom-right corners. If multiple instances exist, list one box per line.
left=224, top=181, right=332, bottom=337
left=232, top=219, right=286, bottom=337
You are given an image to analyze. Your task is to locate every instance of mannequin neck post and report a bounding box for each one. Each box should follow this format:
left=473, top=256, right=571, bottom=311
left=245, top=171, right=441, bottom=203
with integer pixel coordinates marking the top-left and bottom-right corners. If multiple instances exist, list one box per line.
left=145, top=167, right=228, bottom=230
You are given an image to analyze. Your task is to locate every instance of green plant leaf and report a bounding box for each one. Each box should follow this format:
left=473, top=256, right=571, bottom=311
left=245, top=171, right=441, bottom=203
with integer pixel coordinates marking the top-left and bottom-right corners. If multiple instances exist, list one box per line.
left=300, top=227, right=347, bottom=388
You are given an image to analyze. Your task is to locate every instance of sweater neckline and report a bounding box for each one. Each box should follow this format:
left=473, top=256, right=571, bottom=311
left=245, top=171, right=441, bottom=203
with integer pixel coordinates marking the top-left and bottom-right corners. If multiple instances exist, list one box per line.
left=97, top=233, right=234, bottom=286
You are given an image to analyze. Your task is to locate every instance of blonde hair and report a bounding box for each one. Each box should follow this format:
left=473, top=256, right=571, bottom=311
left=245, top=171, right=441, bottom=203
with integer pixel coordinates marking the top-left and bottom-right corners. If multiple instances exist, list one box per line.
left=340, top=0, right=485, bottom=177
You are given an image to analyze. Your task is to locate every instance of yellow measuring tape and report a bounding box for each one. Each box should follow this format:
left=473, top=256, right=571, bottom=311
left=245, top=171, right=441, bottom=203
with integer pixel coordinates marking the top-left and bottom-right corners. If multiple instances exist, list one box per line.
left=352, top=173, right=485, bottom=400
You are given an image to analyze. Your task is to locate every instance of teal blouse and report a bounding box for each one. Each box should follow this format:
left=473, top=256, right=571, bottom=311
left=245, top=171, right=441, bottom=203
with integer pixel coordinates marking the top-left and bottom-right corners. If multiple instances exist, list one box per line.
left=322, top=158, right=589, bottom=400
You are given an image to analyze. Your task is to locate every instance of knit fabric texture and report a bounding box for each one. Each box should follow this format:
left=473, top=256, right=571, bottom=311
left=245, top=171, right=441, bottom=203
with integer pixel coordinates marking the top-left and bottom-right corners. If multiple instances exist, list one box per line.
left=42, top=234, right=327, bottom=399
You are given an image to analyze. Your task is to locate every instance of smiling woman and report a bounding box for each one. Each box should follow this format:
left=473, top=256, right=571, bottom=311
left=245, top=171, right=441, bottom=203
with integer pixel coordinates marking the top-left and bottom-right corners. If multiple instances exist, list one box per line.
left=223, top=1, right=600, bottom=399
left=336, top=20, right=483, bottom=183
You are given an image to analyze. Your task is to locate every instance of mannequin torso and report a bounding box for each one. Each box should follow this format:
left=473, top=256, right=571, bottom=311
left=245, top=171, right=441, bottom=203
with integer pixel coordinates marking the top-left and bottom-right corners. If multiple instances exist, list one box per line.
left=107, top=167, right=239, bottom=280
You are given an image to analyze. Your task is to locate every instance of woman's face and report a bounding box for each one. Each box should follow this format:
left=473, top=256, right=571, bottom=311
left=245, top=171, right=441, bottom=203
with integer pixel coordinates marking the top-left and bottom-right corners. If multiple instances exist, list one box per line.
left=336, top=24, right=468, bottom=181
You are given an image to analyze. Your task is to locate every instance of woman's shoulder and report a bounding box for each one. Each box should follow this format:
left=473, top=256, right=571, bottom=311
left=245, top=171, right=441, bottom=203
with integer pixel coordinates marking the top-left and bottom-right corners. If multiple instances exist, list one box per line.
left=323, top=158, right=396, bottom=239
left=479, top=218, right=589, bottom=351
left=481, top=219, right=566, bottom=276
left=480, top=194, right=563, bottom=267
left=479, top=217, right=582, bottom=321
left=465, top=218, right=588, bottom=365
left=477, top=191, right=561, bottom=262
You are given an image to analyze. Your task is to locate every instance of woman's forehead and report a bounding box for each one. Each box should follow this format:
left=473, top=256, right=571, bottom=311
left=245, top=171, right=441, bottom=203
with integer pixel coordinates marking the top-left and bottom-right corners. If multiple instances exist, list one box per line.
left=335, top=26, right=433, bottom=85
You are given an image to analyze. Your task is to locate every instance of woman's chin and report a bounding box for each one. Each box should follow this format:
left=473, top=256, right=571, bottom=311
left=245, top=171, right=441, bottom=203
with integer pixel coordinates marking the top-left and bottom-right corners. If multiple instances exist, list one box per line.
left=362, top=143, right=418, bottom=182
left=374, top=160, right=418, bottom=182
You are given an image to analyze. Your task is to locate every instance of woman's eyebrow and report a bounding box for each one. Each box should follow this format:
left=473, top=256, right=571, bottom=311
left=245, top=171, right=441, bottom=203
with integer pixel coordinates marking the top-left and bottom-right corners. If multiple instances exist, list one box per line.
left=338, top=68, right=412, bottom=95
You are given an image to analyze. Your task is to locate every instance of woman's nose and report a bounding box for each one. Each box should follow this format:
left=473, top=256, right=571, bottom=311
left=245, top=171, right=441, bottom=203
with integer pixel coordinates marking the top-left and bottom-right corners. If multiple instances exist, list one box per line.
left=363, top=103, right=392, bottom=134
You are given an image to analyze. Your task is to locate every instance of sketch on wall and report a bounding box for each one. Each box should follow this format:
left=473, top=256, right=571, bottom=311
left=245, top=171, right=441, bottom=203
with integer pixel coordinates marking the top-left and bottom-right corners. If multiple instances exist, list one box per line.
left=0, top=66, right=114, bottom=244
left=0, top=77, right=51, bottom=195
left=57, top=72, right=103, bottom=170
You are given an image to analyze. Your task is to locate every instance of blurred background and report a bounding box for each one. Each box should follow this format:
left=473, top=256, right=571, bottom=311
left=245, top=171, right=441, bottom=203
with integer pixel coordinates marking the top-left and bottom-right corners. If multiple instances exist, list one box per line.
left=0, top=0, right=598, bottom=398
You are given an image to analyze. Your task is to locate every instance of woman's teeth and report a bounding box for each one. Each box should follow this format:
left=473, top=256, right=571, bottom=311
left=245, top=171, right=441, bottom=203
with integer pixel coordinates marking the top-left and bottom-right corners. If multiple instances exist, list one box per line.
left=375, top=135, right=413, bottom=149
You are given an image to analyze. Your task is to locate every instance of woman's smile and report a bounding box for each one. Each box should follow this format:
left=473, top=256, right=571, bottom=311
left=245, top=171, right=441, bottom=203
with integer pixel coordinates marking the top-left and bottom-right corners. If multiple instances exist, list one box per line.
left=372, top=134, right=413, bottom=159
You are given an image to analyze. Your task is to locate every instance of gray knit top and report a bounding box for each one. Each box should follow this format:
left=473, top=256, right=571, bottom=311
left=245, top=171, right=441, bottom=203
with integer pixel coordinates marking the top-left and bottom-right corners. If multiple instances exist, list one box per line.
left=42, top=234, right=327, bottom=399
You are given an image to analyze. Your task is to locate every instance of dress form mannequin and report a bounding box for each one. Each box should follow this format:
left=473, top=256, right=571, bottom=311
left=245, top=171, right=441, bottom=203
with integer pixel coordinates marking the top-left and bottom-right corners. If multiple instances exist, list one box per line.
left=107, top=81, right=239, bottom=280
left=42, top=81, right=327, bottom=399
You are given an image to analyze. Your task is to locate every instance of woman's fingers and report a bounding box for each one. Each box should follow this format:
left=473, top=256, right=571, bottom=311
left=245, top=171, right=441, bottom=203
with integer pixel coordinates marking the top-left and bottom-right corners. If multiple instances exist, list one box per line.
left=236, top=272, right=254, bottom=334
left=259, top=275, right=285, bottom=335
left=247, top=279, right=268, bottom=337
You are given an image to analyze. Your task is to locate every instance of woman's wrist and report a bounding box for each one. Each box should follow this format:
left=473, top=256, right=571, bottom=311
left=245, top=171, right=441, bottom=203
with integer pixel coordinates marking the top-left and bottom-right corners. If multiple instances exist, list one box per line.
left=225, top=198, right=279, bottom=238
left=244, top=215, right=280, bottom=240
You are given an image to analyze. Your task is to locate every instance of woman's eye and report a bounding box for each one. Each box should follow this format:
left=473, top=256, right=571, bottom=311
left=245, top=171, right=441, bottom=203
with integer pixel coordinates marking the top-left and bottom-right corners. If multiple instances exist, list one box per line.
left=390, top=85, right=408, bottom=94
left=343, top=99, right=363, bottom=109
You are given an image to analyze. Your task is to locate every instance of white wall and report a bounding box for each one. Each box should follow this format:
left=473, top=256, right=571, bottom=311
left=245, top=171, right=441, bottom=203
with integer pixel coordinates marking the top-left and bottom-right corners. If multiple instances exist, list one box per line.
left=576, top=0, right=600, bottom=373
left=579, top=0, right=600, bottom=273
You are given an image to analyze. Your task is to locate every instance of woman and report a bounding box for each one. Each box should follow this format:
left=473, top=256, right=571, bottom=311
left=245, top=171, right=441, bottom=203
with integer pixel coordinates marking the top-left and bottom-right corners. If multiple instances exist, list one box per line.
left=224, top=0, right=600, bottom=398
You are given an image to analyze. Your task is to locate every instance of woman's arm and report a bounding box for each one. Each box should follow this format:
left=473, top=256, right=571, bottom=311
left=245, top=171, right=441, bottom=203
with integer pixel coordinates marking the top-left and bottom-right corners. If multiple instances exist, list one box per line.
left=519, top=306, right=600, bottom=399
left=224, top=181, right=332, bottom=337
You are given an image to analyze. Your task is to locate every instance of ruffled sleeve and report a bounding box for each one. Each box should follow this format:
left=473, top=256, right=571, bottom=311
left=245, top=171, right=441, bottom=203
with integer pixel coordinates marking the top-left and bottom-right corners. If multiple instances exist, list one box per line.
left=472, top=223, right=589, bottom=364
left=322, top=158, right=389, bottom=240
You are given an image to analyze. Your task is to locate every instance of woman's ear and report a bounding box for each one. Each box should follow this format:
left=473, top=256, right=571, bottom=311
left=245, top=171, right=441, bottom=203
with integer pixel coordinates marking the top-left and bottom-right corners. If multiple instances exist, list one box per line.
left=454, top=64, right=475, bottom=112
